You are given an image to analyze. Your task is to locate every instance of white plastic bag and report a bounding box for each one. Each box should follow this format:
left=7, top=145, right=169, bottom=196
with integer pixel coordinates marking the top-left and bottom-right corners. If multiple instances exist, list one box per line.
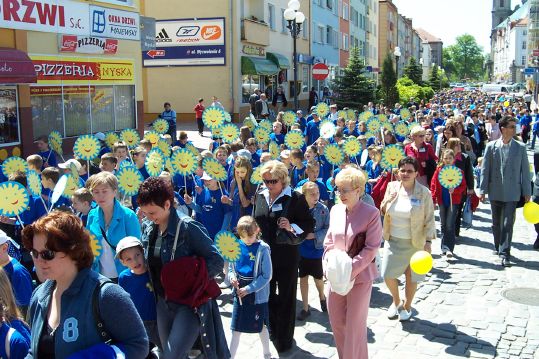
left=324, top=249, right=355, bottom=296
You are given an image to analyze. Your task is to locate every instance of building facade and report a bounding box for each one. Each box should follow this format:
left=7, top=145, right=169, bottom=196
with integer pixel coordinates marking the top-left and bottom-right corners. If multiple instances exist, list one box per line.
left=365, top=0, right=379, bottom=78
left=339, top=0, right=351, bottom=68
left=416, top=28, right=443, bottom=68
left=378, top=0, right=398, bottom=71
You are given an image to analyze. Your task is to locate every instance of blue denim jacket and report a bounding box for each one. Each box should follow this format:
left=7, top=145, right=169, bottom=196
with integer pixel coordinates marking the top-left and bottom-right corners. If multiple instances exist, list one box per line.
left=26, top=268, right=148, bottom=359
left=141, top=209, right=229, bottom=359
left=227, top=240, right=272, bottom=304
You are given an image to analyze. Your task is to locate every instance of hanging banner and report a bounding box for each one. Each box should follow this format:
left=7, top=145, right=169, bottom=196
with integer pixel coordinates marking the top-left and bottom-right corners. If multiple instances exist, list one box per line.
left=59, top=35, right=119, bottom=54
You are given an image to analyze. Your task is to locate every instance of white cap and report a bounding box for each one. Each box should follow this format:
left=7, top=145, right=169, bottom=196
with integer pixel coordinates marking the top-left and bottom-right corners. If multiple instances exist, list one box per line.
left=58, top=159, right=82, bottom=171
left=200, top=171, right=213, bottom=181
left=236, top=149, right=252, bottom=161
left=115, top=236, right=143, bottom=258
left=0, top=230, right=11, bottom=245
left=95, top=132, right=106, bottom=141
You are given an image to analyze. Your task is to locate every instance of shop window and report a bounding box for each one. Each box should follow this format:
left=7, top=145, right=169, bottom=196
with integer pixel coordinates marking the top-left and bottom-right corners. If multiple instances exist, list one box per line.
left=64, top=86, right=91, bottom=137
left=0, top=88, right=19, bottom=146
left=92, top=86, right=115, bottom=133
left=242, top=75, right=262, bottom=103
left=114, top=86, right=136, bottom=131
left=302, top=66, right=310, bottom=92
left=31, top=88, right=63, bottom=140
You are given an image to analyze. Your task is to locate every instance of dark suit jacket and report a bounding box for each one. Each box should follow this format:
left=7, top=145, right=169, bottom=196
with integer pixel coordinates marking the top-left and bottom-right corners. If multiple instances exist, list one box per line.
left=255, top=99, right=269, bottom=119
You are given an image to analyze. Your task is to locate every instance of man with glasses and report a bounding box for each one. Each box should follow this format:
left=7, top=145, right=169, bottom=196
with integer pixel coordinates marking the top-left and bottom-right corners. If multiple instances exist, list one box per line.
left=479, top=116, right=531, bottom=267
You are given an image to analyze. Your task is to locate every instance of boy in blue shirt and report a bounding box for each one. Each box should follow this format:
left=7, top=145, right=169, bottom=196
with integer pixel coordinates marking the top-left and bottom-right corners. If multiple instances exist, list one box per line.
left=116, top=236, right=160, bottom=356
left=41, top=167, right=71, bottom=209
left=295, top=162, right=329, bottom=204
left=160, top=102, right=177, bottom=142
left=0, top=230, right=32, bottom=315
left=34, top=135, right=58, bottom=169
left=304, top=113, right=321, bottom=146
left=72, top=188, right=94, bottom=226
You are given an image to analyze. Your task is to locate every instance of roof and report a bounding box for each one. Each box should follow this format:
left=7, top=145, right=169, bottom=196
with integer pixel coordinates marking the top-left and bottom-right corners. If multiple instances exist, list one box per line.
left=496, top=2, right=529, bottom=29
left=415, top=28, right=443, bottom=44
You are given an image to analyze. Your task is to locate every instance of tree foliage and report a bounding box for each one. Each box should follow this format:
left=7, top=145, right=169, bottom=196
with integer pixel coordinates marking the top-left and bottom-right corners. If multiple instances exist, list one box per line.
left=332, top=46, right=375, bottom=109
left=403, top=57, right=423, bottom=85
left=443, top=34, right=485, bottom=80
left=429, top=65, right=440, bottom=89
left=396, top=76, right=434, bottom=103
left=379, top=54, right=400, bottom=106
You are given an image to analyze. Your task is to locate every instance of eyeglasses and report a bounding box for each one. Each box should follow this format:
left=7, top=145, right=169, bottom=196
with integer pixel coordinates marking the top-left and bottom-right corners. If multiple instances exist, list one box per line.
left=399, top=169, right=416, bottom=174
left=335, top=187, right=358, bottom=195
left=263, top=179, right=279, bottom=185
left=504, top=125, right=516, bottom=129
left=30, top=249, right=56, bottom=261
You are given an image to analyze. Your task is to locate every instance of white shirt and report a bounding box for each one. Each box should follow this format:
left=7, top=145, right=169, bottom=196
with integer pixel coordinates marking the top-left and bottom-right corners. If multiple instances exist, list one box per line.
left=388, top=189, right=413, bottom=239
left=260, top=186, right=304, bottom=234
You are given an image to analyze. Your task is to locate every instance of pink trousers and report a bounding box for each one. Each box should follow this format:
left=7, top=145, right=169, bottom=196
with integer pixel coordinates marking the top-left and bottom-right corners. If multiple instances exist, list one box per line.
left=327, top=281, right=372, bottom=359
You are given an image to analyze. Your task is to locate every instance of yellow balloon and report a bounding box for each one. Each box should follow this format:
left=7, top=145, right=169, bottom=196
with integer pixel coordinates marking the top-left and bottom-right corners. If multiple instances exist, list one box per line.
left=523, top=202, right=539, bottom=224
left=410, top=250, right=433, bottom=275
left=503, top=101, right=510, bottom=107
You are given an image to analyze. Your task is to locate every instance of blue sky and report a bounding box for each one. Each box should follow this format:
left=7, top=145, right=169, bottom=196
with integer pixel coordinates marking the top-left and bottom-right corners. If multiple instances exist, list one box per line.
left=393, top=0, right=524, bottom=53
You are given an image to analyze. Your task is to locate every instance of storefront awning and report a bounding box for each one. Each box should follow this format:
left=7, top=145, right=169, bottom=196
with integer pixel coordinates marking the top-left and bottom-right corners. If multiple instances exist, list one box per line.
left=241, top=56, right=279, bottom=76
left=0, top=48, right=37, bottom=84
left=266, top=52, right=290, bottom=69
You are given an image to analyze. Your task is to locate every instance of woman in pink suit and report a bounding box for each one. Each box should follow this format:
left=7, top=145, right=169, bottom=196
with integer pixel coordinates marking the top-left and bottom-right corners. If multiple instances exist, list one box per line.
left=323, top=166, right=382, bottom=359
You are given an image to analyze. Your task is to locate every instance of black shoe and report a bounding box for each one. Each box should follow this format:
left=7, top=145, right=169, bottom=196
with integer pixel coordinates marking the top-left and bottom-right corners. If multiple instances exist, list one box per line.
left=501, top=257, right=511, bottom=267
left=199, top=132, right=203, bottom=137
left=320, top=299, right=327, bottom=313
left=533, top=238, right=539, bottom=250
left=296, top=309, right=311, bottom=321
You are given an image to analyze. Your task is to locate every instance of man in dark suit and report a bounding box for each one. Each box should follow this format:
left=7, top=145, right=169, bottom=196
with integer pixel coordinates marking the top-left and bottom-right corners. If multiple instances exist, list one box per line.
left=533, top=149, right=539, bottom=249
left=248, top=88, right=260, bottom=115
left=479, top=116, right=531, bottom=267
left=255, top=93, right=270, bottom=119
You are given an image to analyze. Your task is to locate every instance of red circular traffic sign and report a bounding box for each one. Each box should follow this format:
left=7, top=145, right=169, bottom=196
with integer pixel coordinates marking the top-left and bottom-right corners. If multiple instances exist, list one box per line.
left=312, top=63, right=329, bottom=80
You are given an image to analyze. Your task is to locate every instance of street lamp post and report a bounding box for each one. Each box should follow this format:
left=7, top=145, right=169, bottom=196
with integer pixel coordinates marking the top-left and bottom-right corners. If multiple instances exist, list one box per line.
left=394, top=46, right=401, bottom=78
left=284, top=0, right=305, bottom=111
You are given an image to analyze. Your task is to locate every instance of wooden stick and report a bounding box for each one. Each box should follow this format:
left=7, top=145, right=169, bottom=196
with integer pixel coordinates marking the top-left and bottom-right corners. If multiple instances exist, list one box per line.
left=218, top=181, right=224, bottom=197
left=16, top=214, right=24, bottom=229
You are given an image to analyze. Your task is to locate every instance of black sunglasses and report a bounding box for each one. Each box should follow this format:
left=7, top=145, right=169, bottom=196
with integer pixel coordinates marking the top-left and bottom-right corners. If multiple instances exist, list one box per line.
left=30, top=249, right=56, bottom=261
left=263, top=179, right=279, bottom=185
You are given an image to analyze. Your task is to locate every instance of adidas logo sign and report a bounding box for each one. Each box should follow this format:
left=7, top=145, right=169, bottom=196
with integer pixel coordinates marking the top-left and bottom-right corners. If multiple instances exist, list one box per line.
left=156, top=29, right=172, bottom=43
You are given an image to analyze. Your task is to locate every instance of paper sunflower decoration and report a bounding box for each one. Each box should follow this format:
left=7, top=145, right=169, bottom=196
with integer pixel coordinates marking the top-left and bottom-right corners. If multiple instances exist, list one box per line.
left=342, top=137, right=362, bottom=157
left=69, top=162, right=80, bottom=183
left=282, top=111, right=296, bottom=127
left=27, top=170, right=42, bottom=197
left=62, top=174, right=79, bottom=199
left=400, top=108, right=411, bottom=120
left=211, top=126, right=223, bottom=139
left=364, top=131, right=376, bottom=139
left=215, top=231, right=242, bottom=262
left=120, top=129, right=141, bottom=149
left=337, top=110, right=347, bottom=121
left=152, top=119, right=169, bottom=134
left=320, top=120, right=336, bottom=139
left=346, top=109, right=356, bottom=121
left=165, top=158, right=175, bottom=175
left=284, top=130, right=305, bottom=150
left=366, top=118, right=381, bottom=134
left=438, top=165, right=463, bottom=190
left=202, top=107, right=226, bottom=129
left=0, top=181, right=29, bottom=217
left=1, top=156, right=28, bottom=177
left=382, top=121, right=394, bottom=133
left=316, top=102, right=330, bottom=118
left=144, top=131, right=160, bottom=147
left=250, top=166, right=262, bottom=185
left=89, top=233, right=102, bottom=258
left=104, top=132, right=120, bottom=149
left=224, top=111, right=232, bottom=123
left=380, top=144, right=405, bottom=170
left=119, top=160, right=134, bottom=170
left=269, top=141, right=280, bottom=160
left=377, top=114, right=388, bottom=123
left=145, top=149, right=165, bottom=177
left=74, top=135, right=101, bottom=161
left=324, top=143, right=344, bottom=166
left=243, top=118, right=257, bottom=132
left=395, top=121, right=410, bottom=137
left=359, top=111, right=374, bottom=122
left=48, top=131, right=63, bottom=155
left=117, top=166, right=144, bottom=196
left=202, top=158, right=227, bottom=181
left=221, top=124, right=240, bottom=144
left=156, top=139, right=171, bottom=157
left=185, top=143, right=199, bottom=156
left=258, top=119, right=273, bottom=133
left=171, top=148, right=198, bottom=176
left=253, top=127, right=270, bottom=144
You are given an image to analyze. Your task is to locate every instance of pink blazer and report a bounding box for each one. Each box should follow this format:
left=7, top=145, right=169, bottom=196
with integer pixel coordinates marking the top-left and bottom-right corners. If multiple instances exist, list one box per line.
left=323, top=201, right=382, bottom=284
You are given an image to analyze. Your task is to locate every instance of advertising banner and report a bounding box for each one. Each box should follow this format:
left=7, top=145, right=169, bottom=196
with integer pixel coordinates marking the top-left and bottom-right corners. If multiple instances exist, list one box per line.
left=30, top=56, right=135, bottom=84
left=59, top=35, right=119, bottom=54
left=140, top=16, right=156, bottom=52
left=89, top=5, right=140, bottom=41
left=143, top=18, right=225, bottom=67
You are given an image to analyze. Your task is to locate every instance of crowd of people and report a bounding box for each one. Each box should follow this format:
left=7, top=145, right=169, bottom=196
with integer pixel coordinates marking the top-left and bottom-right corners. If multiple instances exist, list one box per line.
left=0, top=88, right=537, bottom=359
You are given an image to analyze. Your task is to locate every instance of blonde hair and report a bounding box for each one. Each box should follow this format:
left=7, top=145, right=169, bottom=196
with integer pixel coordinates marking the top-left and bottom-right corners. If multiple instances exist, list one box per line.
left=26, top=154, right=43, bottom=170
left=335, top=167, right=366, bottom=190
left=410, top=126, right=426, bottom=137
left=0, top=268, right=23, bottom=322
left=301, top=181, right=319, bottom=195
left=86, top=171, right=118, bottom=192
left=446, top=138, right=461, bottom=151
left=261, top=160, right=290, bottom=186
left=236, top=216, right=259, bottom=239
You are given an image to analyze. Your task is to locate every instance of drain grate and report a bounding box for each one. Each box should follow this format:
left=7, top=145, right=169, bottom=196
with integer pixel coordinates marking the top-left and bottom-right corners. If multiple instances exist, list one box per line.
left=501, top=287, right=539, bottom=306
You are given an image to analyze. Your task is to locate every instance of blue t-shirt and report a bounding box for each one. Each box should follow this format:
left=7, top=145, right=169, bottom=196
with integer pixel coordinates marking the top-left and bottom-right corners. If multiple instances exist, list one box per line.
left=250, top=152, right=261, bottom=168
left=3, top=258, right=32, bottom=307
left=270, top=133, right=285, bottom=145
left=229, top=182, right=255, bottom=232
left=317, top=155, right=333, bottom=183
left=291, top=165, right=307, bottom=188
left=236, top=241, right=260, bottom=277
left=38, top=150, right=57, bottom=169
left=304, top=120, right=321, bottom=146
left=161, top=110, right=177, bottom=126
left=365, top=160, right=383, bottom=194
left=295, top=179, right=329, bottom=201
left=0, top=322, right=29, bottom=359
left=195, top=187, right=231, bottom=239
left=118, top=269, right=157, bottom=321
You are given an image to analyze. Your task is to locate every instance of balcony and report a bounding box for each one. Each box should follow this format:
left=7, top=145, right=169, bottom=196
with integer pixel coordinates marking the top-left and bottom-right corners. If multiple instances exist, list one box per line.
left=241, top=18, right=270, bottom=46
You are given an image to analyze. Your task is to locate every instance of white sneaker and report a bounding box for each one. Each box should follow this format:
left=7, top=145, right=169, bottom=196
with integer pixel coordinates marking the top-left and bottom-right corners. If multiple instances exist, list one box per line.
left=387, top=302, right=402, bottom=319
left=446, top=250, right=454, bottom=258
left=399, top=308, right=412, bottom=321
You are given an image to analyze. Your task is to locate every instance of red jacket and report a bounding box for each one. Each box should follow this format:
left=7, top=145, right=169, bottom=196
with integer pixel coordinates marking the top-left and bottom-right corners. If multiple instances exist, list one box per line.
left=404, top=143, right=437, bottom=177
left=194, top=104, right=205, bottom=119
left=430, top=166, right=467, bottom=206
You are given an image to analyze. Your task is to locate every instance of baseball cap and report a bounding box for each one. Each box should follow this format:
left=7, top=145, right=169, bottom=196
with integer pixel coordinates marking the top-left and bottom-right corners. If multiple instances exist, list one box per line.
left=95, top=132, right=106, bottom=141
left=0, top=230, right=11, bottom=245
left=236, top=149, right=252, bottom=160
left=58, top=159, right=82, bottom=171
left=200, top=171, right=213, bottom=181
left=115, top=236, right=143, bottom=259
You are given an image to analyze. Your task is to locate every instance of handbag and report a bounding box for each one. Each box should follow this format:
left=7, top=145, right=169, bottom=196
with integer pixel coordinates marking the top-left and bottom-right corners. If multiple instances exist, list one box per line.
left=274, top=196, right=304, bottom=246
left=462, top=196, right=473, bottom=229
left=347, top=231, right=375, bottom=263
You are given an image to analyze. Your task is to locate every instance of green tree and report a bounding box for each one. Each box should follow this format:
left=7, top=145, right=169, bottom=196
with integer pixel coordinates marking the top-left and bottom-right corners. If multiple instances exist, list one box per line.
left=442, top=48, right=457, bottom=81
left=429, top=65, right=440, bottom=89
left=444, top=34, right=485, bottom=80
left=396, top=76, right=434, bottom=103
left=380, top=54, right=400, bottom=106
left=403, top=57, right=423, bottom=85
left=332, top=47, right=375, bottom=109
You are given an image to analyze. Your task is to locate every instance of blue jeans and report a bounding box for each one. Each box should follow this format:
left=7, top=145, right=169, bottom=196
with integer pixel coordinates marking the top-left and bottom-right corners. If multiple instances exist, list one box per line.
left=490, top=200, right=517, bottom=258
left=156, top=297, right=200, bottom=359
left=439, top=204, right=459, bottom=252
left=530, top=130, right=539, bottom=149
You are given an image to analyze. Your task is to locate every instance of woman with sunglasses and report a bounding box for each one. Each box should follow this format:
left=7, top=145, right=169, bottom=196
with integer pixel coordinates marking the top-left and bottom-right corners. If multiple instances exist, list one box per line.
left=22, top=211, right=148, bottom=358
left=405, top=126, right=438, bottom=186
left=380, top=157, right=436, bottom=322
left=253, top=160, right=314, bottom=353
left=324, top=167, right=382, bottom=359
